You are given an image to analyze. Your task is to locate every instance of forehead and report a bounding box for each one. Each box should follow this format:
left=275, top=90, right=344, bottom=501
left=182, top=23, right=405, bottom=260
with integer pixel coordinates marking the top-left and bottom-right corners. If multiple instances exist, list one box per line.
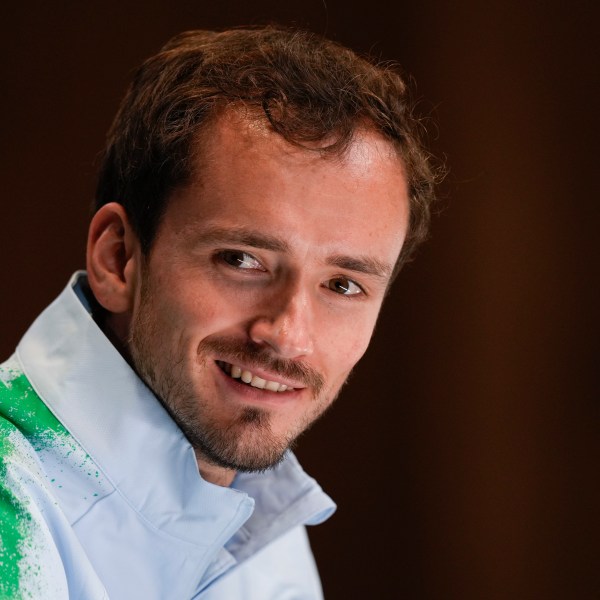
left=162, top=109, right=410, bottom=269
left=194, top=108, right=404, bottom=182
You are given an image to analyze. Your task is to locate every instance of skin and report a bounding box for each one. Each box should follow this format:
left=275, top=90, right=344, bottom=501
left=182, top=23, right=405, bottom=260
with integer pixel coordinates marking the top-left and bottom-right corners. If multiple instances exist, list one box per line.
left=86, top=110, right=410, bottom=487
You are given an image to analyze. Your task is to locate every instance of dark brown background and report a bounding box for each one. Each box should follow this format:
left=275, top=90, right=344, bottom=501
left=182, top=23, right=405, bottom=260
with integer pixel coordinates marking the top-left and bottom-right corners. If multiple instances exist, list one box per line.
left=1, top=2, right=598, bottom=599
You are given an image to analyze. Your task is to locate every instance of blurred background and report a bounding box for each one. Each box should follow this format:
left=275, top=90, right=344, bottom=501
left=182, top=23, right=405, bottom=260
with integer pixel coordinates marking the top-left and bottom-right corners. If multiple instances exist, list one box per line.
left=1, top=1, right=598, bottom=598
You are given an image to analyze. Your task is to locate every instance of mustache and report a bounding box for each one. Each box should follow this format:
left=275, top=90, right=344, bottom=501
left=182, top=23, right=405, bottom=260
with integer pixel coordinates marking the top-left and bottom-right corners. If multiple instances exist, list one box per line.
left=198, top=337, right=325, bottom=394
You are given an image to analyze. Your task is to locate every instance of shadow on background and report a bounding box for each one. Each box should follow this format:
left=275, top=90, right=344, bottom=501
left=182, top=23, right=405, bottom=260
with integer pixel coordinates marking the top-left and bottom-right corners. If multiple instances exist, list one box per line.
left=1, top=2, right=597, bottom=598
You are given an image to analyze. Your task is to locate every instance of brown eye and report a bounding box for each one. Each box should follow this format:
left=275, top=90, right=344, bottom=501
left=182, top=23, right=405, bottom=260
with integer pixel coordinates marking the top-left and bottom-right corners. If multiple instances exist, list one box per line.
left=327, top=277, right=362, bottom=295
left=219, top=250, right=264, bottom=270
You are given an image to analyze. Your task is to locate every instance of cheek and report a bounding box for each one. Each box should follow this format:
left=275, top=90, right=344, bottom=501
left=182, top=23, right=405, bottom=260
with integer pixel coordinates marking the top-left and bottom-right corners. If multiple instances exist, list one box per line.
left=149, top=285, right=246, bottom=342
left=322, top=319, right=376, bottom=375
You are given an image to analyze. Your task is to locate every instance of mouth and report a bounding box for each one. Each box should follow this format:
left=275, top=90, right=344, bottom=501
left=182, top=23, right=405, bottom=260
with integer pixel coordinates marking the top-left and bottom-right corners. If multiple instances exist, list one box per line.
left=216, top=360, right=295, bottom=393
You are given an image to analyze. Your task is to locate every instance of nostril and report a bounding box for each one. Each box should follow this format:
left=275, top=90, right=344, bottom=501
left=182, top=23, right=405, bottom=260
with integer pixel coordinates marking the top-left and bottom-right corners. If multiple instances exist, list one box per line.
left=248, top=308, right=314, bottom=358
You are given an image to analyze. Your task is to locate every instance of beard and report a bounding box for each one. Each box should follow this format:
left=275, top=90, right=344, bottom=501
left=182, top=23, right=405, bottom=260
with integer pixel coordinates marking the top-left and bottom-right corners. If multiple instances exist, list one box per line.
left=128, top=274, right=334, bottom=473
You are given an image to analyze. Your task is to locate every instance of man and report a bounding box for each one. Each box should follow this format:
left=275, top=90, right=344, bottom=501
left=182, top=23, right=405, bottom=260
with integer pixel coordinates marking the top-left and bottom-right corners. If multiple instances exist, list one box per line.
left=0, top=27, right=437, bottom=599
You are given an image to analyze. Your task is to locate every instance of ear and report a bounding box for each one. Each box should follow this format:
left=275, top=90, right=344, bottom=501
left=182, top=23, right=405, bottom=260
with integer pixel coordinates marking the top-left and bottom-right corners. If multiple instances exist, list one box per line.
left=86, top=203, right=141, bottom=314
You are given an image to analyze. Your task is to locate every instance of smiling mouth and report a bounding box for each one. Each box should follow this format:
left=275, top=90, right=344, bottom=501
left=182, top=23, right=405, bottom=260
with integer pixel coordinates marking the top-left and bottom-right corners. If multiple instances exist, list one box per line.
left=216, top=361, right=293, bottom=392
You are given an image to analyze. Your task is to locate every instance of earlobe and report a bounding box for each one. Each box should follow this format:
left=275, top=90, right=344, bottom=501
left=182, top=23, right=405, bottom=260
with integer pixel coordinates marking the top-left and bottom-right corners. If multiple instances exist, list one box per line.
left=86, top=203, right=140, bottom=314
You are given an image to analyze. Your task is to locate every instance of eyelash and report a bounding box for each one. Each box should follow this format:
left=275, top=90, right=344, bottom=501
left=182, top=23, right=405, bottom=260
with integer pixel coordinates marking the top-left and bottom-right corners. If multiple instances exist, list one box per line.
left=215, top=250, right=365, bottom=297
left=325, top=276, right=364, bottom=296
left=217, top=250, right=266, bottom=271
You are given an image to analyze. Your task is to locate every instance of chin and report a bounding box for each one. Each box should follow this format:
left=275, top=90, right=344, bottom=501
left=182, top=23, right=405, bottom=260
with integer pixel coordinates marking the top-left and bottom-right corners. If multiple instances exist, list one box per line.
left=172, top=402, right=297, bottom=472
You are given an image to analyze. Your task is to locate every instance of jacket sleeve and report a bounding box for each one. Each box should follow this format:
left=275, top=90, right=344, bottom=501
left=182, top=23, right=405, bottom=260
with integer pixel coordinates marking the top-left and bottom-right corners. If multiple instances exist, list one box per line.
left=0, top=427, right=107, bottom=600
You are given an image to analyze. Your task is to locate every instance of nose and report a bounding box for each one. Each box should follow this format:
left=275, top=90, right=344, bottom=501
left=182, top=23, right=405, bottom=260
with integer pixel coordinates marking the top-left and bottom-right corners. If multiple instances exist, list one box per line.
left=248, top=284, right=314, bottom=359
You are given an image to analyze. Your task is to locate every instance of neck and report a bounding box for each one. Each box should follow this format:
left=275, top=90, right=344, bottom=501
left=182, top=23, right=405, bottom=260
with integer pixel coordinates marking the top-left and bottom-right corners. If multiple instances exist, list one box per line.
left=195, top=450, right=237, bottom=487
left=98, top=310, right=133, bottom=360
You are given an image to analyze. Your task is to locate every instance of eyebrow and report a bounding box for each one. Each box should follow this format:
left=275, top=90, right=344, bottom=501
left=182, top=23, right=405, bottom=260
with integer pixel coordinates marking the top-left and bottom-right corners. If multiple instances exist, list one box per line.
left=196, top=226, right=393, bottom=280
left=195, top=226, right=290, bottom=252
left=327, top=255, right=393, bottom=280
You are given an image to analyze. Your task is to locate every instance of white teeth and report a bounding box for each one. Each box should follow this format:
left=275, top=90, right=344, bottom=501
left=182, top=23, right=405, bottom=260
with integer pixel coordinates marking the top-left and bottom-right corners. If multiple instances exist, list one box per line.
left=250, top=376, right=266, bottom=389
left=225, top=363, right=290, bottom=392
left=264, top=380, right=280, bottom=392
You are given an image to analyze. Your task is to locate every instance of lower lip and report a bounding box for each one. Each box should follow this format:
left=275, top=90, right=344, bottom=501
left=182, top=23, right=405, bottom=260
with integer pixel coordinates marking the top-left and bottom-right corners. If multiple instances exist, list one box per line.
left=214, top=362, right=302, bottom=407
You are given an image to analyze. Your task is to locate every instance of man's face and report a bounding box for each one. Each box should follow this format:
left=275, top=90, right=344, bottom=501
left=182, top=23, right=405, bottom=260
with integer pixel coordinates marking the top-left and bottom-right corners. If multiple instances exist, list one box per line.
left=128, top=112, right=410, bottom=472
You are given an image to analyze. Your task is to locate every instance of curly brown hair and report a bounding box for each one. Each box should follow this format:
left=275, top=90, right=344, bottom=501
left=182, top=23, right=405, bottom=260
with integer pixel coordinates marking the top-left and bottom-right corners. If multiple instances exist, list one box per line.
left=96, top=27, right=440, bottom=272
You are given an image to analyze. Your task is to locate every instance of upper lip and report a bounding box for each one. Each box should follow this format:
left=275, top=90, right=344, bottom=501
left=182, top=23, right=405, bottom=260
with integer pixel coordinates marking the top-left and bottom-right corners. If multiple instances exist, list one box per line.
left=216, top=358, right=307, bottom=389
